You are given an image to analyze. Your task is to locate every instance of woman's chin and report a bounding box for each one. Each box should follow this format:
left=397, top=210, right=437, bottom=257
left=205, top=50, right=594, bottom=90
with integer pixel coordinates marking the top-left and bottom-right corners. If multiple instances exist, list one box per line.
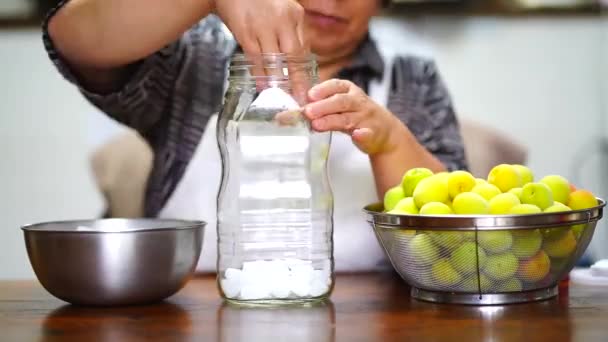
left=312, top=45, right=351, bottom=63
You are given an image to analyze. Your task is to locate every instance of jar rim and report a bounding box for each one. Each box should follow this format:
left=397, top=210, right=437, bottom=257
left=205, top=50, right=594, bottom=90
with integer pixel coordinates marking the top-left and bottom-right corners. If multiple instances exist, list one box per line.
left=230, top=53, right=317, bottom=66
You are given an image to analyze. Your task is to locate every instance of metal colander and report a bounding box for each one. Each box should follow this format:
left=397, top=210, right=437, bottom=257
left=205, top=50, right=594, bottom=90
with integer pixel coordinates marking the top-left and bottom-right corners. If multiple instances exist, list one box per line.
left=364, top=199, right=605, bottom=305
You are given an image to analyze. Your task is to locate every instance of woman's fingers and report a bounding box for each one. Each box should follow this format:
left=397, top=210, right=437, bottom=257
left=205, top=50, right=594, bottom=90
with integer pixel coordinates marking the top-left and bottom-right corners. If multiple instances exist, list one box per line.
left=258, top=31, right=282, bottom=79
left=258, top=33, right=280, bottom=56
left=274, top=110, right=304, bottom=127
left=280, top=21, right=309, bottom=104
left=278, top=16, right=304, bottom=54
left=305, top=79, right=356, bottom=122
left=311, top=112, right=363, bottom=133
left=222, top=0, right=307, bottom=79
left=352, top=127, right=374, bottom=145
left=308, top=79, right=353, bottom=101
left=306, top=93, right=354, bottom=119
left=296, top=17, right=309, bottom=52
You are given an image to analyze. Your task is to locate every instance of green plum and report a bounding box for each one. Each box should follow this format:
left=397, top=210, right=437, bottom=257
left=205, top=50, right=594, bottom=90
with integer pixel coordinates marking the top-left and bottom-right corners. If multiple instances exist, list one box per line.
left=448, top=171, right=476, bottom=199
left=409, top=234, right=440, bottom=266
left=472, top=183, right=502, bottom=201
left=450, top=241, right=487, bottom=274
left=478, top=231, right=513, bottom=254
left=431, top=258, right=462, bottom=287
left=388, top=197, right=419, bottom=215
left=511, top=229, right=542, bottom=258
left=429, top=231, right=464, bottom=250
left=520, top=182, right=554, bottom=210
left=489, top=193, right=521, bottom=214
left=452, top=192, right=490, bottom=215
left=512, top=164, right=534, bottom=185
left=384, top=185, right=405, bottom=212
left=484, top=253, right=519, bottom=281
left=419, top=202, right=453, bottom=215
left=413, top=175, right=449, bottom=209
left=488, top=164, right=523, bottom=193
left=401, top=168, right=434, bottom=197
left=461, top=273, right=493, bottom=292
left=540, top=175, right=571, bottom=205
left=494, top=278, right=523, bottom=292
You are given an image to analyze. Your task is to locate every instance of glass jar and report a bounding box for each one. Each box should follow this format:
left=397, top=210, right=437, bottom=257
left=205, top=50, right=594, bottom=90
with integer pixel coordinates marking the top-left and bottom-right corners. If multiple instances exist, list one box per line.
left=216, top=53, right=334, bottom=304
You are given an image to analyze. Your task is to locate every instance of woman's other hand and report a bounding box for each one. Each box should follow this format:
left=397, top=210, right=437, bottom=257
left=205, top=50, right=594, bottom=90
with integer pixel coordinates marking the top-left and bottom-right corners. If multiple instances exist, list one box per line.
left=305, top=79, right=405, bottom=155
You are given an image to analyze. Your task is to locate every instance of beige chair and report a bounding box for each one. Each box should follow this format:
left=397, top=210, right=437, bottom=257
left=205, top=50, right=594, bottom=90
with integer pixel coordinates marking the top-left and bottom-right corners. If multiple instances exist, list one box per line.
left=90, top=129, right=153, bottom=218
left=91, top=118, right=527, bottom=217
left=459, top=119, right=528, bottom=178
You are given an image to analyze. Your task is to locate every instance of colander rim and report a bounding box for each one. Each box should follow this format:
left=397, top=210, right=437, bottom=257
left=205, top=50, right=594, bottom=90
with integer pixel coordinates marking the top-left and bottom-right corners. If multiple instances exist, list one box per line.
left=364, top=198, right=605, bottom=231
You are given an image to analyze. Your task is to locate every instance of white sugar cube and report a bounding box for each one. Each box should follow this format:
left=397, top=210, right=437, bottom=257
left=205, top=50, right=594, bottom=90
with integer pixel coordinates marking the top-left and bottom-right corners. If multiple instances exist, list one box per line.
left=225, top=268, right=242, bottom=280
left=230, top=258, right=331, bottom=300
left=310, top=279, right=329, bottom=297
left=268, top=260, right=290, bottom=277
left=221, top=277, right=241, bottom=299
left=241, top=269, right=261, bottom=288
left=243, top=260, right=269, bottom=273
left=240, top=285, right=271, bottom=300
left=312, top=270, right=331, bottom=287
left=291, top=266, right=314, bottom=286
left=270, top=275, right=292, bottom=299
left=250, top=87, right=300, bottom=110
left=290, top=278, right=311, bottom=297
left=242, top=261, right=272, bottom=285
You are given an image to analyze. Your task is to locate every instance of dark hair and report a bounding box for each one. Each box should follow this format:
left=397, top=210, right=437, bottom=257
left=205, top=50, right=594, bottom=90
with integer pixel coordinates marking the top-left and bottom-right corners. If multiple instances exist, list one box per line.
left=37, top=0, right=62, bottom=16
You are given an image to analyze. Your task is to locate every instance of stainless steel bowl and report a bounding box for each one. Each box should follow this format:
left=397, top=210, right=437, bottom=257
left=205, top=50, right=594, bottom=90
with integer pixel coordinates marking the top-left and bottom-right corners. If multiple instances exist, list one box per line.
left=22, top=219, right=205, bottom=306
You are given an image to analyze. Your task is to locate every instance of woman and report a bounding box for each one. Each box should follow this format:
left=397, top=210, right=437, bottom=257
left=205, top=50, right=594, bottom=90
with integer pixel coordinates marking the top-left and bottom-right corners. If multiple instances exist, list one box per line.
left=45, top=0, right=467, bottom=271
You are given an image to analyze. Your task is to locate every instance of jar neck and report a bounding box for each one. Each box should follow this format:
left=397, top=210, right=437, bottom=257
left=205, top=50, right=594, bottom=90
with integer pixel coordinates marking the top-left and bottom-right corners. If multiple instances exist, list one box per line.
left=228, top=53, right=319, bottom=86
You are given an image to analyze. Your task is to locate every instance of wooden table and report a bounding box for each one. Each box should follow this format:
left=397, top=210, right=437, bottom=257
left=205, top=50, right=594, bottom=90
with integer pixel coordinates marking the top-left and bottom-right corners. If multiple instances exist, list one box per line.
left=2, top=273, right=607, bottom=341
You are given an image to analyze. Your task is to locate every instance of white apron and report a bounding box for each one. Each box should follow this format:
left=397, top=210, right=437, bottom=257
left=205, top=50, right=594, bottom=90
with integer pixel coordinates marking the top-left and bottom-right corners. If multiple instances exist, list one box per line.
left=159, top=55, right=395, bottom=273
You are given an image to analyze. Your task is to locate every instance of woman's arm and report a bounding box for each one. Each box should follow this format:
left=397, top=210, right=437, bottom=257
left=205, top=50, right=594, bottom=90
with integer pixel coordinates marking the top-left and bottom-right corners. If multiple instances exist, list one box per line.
left=48, top=0, right=216, bottom=93
left=48, top=0, right=307, bottom=93
left=369, top=120, right=445, bottom=199
left=45, top=0, right=308, bottom=137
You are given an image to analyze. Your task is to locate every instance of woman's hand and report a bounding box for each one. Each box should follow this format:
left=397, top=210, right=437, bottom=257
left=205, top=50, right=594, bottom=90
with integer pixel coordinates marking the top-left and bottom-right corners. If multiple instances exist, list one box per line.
left=305, top=78, right=446, bottom=198
left=305, top=79, right=405, bottom=155
left=214, top=0, right=307, bottom=56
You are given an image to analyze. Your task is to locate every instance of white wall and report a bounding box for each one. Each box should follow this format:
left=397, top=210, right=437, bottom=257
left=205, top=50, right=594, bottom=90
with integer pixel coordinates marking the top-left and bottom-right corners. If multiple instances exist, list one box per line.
left=1, top=15, right=606, bottom=280
left=0, top=30, right=104, bottom=280
left=598, top=15, right=608, bottom=260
